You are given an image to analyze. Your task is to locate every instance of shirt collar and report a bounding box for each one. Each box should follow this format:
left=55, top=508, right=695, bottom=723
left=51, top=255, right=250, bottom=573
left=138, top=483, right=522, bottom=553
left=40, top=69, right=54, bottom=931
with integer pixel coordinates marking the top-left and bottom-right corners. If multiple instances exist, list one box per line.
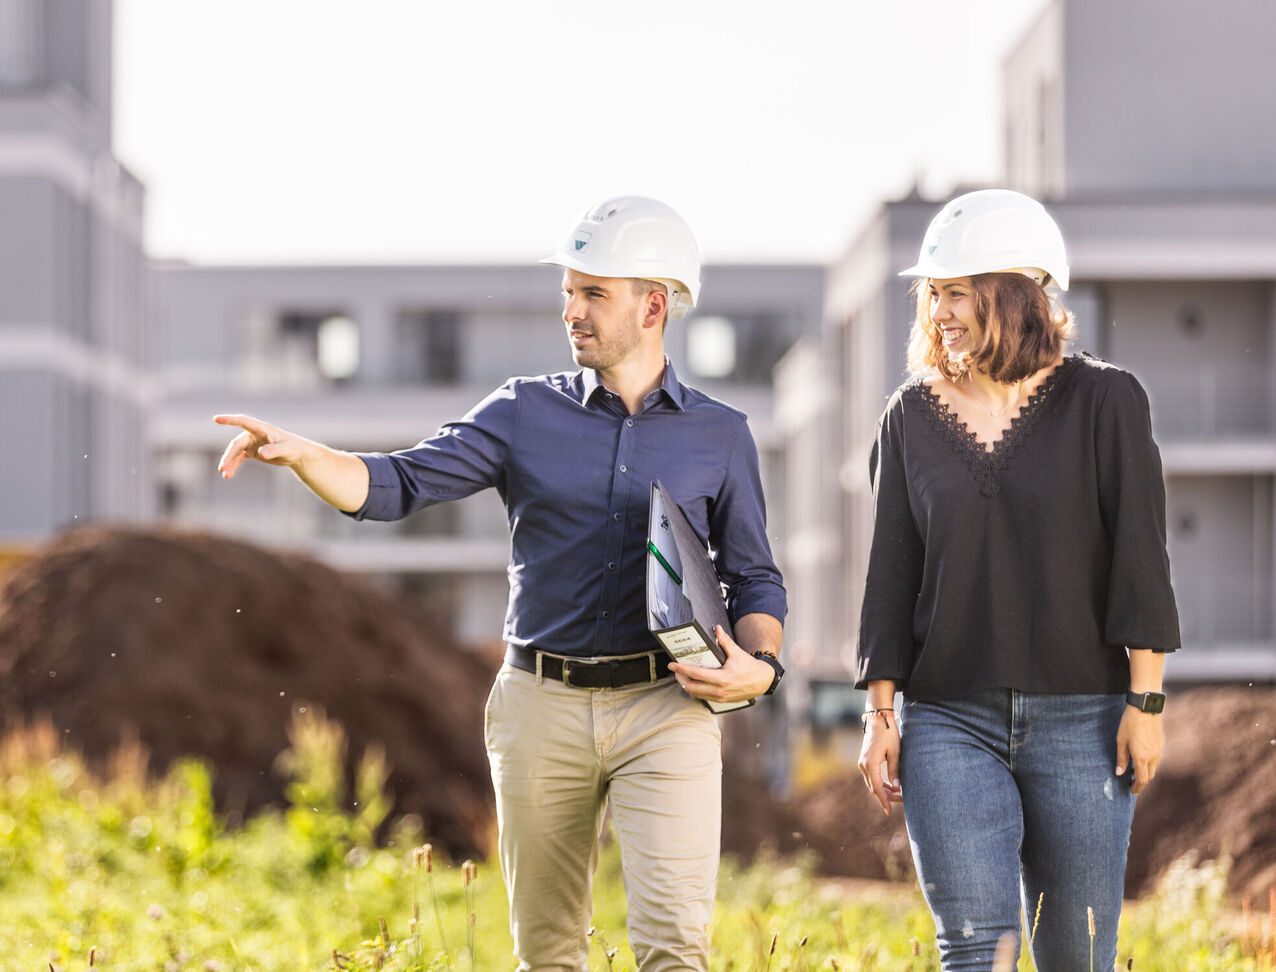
left=580, top=358, right=686, bottom=412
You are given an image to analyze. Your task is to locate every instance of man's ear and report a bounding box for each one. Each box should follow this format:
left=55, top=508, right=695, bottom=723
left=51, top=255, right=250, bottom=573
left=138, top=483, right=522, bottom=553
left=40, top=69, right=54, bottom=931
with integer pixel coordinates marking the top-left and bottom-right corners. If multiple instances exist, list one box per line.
left=642, top=288, right=669, bottom=330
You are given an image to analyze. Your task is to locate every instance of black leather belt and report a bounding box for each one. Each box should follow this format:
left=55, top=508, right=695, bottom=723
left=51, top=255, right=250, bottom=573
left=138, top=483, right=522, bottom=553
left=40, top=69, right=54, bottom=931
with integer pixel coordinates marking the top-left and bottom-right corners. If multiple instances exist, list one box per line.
left=506, top=644, right=673, bottom=689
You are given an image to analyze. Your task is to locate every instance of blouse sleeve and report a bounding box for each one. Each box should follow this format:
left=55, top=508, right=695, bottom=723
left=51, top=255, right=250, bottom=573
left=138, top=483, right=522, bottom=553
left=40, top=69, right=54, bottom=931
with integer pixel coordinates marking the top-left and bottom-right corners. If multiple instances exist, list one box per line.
left=1095, top=370, right=1182, bottom=652
left=855, top=395, right=926, bottom=689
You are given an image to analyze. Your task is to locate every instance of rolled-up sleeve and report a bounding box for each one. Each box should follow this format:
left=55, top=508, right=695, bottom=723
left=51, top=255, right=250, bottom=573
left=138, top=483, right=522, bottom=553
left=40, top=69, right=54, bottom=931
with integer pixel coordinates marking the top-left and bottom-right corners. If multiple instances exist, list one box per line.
left=348, top=382, right=518, bottom=522
left=709, top=419, right=787, bottom=625
left=1095, top=371, right=1181, bottom=652
left=855, top=398, right=925, bottom=689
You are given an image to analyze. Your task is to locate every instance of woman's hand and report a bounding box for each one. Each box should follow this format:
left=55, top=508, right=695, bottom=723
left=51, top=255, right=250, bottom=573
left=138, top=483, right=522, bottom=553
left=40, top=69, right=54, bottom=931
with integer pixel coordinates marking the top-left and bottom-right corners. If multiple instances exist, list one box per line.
left=1115, top=707, right=1164, bottom=794
left=857, top=711, right=902, bottom=815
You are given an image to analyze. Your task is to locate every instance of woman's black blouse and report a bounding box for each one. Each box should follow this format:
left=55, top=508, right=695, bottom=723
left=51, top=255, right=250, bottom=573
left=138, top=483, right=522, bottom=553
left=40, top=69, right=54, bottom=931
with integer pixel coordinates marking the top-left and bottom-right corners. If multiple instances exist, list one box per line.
left=855, top=354, right=1181, bottom=701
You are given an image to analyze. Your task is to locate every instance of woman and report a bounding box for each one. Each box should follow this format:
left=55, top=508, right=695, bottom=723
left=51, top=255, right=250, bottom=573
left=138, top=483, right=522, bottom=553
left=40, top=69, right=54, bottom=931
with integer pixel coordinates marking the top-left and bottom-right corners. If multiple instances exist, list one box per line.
left=855, top=189, right=1180, bottom=971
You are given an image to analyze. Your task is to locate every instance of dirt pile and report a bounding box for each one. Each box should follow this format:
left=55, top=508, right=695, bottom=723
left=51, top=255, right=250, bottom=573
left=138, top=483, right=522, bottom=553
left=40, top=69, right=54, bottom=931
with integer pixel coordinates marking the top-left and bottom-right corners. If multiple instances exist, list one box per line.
left=2, top=527, right=1271, bottom=900
left=775, top=772, right=913, bottom=882
left=778, top=686, right=1276, bottom=900
left=0, top=526, right=798, bottom=863
left=0, top=526, right=496, bottom=860
left=1126, top=684, right=1276, bottom=898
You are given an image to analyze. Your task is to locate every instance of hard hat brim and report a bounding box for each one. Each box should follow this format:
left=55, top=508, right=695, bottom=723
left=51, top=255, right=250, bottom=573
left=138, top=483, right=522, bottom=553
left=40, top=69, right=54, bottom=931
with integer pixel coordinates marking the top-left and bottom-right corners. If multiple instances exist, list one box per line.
left=898, top=261, right=1068, bottom=290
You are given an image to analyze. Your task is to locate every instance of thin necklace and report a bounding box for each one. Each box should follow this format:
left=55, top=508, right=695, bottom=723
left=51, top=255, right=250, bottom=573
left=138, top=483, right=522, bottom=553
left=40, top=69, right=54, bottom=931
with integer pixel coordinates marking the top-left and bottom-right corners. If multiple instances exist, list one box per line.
left=966, top=375, right=1023, bottom=417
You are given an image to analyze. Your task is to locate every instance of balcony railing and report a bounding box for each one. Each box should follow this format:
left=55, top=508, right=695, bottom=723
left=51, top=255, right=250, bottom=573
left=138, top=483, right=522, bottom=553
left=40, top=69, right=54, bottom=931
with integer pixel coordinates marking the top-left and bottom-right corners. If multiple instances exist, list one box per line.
left=1172, top=568, right=1272, bottom=644
left=1147, top=374, right=1275, bottom=439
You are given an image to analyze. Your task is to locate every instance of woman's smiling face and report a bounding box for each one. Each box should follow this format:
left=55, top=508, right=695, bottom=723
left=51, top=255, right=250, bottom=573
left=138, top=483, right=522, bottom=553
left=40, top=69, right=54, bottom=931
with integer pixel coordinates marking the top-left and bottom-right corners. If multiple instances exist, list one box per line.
left=928, top=276, right=981, bottom=359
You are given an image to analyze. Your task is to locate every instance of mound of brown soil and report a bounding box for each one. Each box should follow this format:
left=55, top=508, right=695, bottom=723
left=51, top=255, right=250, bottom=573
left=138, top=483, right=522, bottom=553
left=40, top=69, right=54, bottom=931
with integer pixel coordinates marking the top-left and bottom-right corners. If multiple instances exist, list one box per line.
left=0, top=526, right=801, bottom=865
left=4, top=527, right=1270, bottom=901
left=775, top=772, right=913, bottom=882
left=1127, top=684, right=1276, bottom=899
left=778, top=686, right=1276, bottom=900
left=0, top=526, right=496, bottom=860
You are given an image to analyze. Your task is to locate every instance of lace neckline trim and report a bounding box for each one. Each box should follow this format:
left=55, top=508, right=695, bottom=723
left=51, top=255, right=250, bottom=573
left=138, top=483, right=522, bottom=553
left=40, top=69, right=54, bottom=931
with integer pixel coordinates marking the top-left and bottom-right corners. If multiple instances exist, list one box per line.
left=906, top=355, right=1080, bottom=497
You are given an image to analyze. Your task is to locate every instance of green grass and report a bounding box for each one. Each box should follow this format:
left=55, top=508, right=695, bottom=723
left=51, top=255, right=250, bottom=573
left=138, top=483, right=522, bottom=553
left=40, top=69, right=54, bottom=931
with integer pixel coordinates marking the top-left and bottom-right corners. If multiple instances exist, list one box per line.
left=4, top=714, right=1270, bottom=972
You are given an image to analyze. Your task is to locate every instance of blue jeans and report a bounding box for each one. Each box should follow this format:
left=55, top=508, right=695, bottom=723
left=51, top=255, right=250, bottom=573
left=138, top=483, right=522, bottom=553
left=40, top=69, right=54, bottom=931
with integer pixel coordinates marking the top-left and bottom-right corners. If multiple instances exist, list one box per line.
left=899, top=690, right=1134, bottom=972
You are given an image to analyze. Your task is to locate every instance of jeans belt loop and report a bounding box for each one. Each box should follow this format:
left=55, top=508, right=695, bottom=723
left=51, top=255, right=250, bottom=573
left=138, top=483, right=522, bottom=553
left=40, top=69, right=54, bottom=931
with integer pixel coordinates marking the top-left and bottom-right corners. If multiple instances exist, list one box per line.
left=648, top=653, right=656, bottom=682
left=561, top=658, right=573, bottom=687
left=534, top=650, right=544, bottom=686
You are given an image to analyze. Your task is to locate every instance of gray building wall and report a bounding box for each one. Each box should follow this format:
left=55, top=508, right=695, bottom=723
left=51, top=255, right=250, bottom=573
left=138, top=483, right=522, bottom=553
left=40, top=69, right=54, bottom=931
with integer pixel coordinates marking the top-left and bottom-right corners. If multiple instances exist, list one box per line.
left=1102, top=281, right=1273, bottom=436
left=0, top=0, right=150, bottom=545
left=0, top=0, right=113, bottom=130
left=796, top=0, right=1276, bottom=722
left=1007, top=0, right=1276, bottom=197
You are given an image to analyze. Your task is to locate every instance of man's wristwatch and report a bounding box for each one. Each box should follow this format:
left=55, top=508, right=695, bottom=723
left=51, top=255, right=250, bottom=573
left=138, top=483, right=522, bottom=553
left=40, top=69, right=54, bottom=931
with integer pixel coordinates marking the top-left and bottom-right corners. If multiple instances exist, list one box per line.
left=1126, top=691, right=1166, bottom=714
left=751, top=651, right=784, bottom=696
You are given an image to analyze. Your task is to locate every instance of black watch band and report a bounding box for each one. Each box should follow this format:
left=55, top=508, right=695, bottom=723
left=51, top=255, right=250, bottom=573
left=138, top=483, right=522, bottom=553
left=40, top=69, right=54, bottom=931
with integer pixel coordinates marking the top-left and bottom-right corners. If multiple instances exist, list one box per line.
left=1125, top=691, right=1165, bottom=714
left=751, top=651, right=784, bottom=696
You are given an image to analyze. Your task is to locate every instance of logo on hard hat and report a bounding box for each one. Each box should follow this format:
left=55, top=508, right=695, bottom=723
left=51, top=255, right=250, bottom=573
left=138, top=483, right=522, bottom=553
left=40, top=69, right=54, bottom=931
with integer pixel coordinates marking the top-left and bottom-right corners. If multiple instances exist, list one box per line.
left=574, top=232, right=592, bottom=252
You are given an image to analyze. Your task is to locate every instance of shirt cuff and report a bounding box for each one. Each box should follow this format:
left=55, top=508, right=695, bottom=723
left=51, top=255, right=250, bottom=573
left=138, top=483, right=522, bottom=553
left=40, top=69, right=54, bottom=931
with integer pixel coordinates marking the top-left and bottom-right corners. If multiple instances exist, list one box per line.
left=729, top=584, right=788, bottom=626
left=343, top=453, right=395, bottom=521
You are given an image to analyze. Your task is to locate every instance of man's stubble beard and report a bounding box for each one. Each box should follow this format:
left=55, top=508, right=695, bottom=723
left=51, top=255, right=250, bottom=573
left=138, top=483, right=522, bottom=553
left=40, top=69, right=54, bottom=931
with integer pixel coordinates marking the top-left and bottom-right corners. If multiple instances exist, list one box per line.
left=569, top=304, right=644, bottom=372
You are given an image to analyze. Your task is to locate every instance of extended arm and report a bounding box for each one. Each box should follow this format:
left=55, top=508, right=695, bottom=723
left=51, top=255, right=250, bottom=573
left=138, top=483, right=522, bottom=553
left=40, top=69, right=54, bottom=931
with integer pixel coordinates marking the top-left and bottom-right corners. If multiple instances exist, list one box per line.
left=215, top=413, right=370, bottom=512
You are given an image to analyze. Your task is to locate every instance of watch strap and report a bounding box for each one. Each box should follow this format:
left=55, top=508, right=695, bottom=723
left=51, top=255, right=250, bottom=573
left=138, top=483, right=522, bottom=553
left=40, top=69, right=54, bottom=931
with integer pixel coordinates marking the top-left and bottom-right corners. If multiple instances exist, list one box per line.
left=1125, top=691, right=1165, bottom=714
left=751, top=651, right=784, bottom=696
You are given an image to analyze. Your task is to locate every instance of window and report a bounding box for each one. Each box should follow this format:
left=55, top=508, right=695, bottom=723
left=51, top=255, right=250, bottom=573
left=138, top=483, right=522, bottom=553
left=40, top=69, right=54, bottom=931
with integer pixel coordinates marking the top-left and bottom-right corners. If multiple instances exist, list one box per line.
left=275, top=310, right=360, bottom=386
left=396, top=310, right=463, bottom=384
left=808, top=680, right=866, bottom=731
left=687, top=312, right=795, bottom=384
left=317, top=316, right=360, bottom=380
left=686, top=316, right=736, bottom=378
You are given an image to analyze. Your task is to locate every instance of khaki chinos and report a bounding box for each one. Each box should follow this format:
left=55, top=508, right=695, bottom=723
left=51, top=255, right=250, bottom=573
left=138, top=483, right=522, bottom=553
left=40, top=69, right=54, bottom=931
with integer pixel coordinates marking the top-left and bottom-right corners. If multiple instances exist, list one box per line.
left=485, top=660, right=722, bottom=971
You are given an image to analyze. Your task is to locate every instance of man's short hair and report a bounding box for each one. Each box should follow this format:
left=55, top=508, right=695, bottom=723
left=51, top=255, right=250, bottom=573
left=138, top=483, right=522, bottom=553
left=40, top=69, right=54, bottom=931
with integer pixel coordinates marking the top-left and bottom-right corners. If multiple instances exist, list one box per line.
left=631, top=278, right=670, bottom=328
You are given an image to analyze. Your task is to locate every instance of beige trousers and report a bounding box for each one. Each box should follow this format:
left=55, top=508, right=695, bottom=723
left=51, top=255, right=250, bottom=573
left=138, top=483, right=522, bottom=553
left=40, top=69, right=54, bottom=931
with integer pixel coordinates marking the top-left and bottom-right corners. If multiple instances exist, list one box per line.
left=484, top=662, right=723, bottom=972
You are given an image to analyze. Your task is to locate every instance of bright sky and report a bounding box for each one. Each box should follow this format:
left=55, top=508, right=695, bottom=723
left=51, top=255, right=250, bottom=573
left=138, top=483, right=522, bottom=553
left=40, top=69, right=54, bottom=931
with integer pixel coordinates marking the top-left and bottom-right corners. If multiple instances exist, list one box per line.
left=113, top=0, right=1050, bottom=266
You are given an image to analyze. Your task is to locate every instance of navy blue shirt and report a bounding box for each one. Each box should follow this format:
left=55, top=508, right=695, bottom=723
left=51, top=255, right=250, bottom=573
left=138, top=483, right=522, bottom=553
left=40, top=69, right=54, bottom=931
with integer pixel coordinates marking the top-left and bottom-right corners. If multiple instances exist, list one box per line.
left=350, top=362, right=786, bottom=657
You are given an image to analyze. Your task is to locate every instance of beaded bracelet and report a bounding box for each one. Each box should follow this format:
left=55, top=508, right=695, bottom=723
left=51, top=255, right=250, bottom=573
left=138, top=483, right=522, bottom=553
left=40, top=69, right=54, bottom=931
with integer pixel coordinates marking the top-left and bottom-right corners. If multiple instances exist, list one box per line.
left=860, top=707, right=895, bottom=730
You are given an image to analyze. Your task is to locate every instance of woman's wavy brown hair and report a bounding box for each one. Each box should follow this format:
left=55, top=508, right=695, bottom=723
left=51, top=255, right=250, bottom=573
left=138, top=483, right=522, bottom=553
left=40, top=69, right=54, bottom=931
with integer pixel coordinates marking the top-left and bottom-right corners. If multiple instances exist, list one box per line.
left=906, top=272, right=1075, bottom=383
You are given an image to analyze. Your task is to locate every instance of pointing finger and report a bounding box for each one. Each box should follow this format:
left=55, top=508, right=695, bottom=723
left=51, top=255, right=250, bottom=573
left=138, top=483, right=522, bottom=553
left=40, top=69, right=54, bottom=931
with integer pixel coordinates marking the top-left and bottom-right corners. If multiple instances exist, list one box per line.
left=218, top=431, right=255, bottom=479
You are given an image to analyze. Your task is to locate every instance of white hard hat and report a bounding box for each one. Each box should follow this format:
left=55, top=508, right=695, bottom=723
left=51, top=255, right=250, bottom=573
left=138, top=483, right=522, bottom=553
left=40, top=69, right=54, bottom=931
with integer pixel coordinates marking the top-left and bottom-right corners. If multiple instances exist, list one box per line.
left=540, top=195, right=702, bottom=320
left=900, top=188, right=1070, bottom=291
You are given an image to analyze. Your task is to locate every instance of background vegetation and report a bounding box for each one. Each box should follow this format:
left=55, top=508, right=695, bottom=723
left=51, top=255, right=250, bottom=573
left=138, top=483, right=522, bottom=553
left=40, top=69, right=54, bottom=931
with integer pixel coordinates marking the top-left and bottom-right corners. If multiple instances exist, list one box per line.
left=7, top=712, right=1270, bottom=972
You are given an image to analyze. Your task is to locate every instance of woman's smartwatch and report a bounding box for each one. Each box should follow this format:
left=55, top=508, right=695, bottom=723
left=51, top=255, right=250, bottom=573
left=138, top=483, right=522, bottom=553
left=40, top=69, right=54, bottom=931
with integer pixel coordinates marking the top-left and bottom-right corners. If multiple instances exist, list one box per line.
left=1125, top=691, right=1166, bottom=714
left=751, top=650, right=785, bottom=695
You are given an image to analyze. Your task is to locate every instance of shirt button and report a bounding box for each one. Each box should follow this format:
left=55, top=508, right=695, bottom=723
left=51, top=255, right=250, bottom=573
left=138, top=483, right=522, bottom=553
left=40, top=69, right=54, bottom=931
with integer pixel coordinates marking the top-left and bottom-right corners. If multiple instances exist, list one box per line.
left=608, top=562, right=616, bottom=570
left=625, top=419, right=634, bottom=427
left=619, top=464, right=627, bottom=473
left=601, top=610, right=610, bottom=619
left=612, top=512, right=621, bottom=521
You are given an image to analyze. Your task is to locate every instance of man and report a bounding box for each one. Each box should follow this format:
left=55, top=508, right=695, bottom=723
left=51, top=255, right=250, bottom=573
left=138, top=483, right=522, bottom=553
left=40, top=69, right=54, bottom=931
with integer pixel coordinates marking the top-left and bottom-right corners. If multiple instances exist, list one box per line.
left=215, top=195, right=786, bottom=971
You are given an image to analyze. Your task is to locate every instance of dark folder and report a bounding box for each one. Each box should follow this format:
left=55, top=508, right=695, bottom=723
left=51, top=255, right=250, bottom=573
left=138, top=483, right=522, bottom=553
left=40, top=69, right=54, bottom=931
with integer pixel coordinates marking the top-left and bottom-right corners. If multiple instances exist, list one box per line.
left=646, top=480, right=753, bottom=714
